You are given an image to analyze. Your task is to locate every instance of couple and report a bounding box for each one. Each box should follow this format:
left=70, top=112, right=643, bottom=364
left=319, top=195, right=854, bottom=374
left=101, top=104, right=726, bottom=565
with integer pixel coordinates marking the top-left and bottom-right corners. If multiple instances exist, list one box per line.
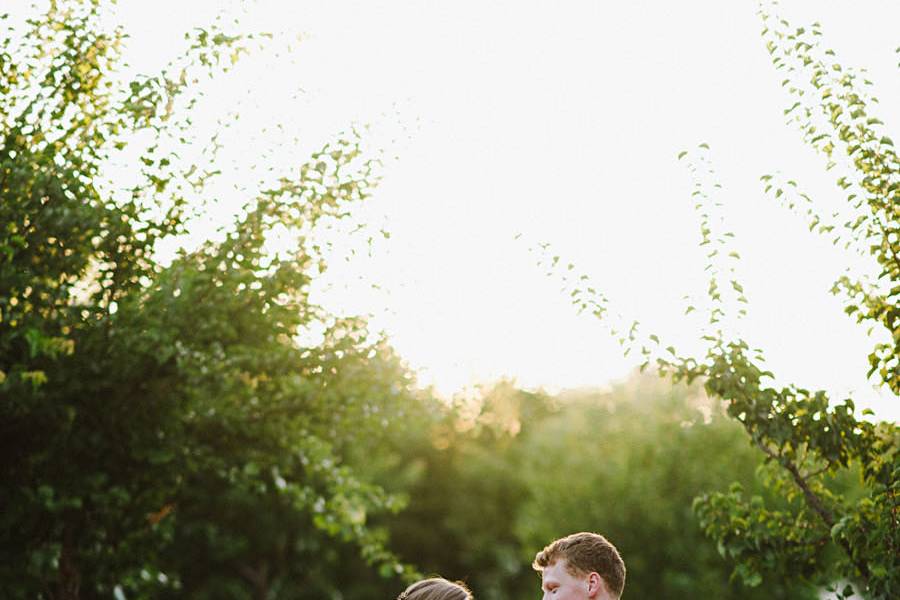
left=396, top=531, right=625, bottom=600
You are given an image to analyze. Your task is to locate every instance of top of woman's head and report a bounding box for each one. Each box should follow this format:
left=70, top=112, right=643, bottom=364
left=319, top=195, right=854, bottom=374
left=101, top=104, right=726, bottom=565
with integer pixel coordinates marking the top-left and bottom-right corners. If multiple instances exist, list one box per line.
left=396, top=577, right=473, bottom=600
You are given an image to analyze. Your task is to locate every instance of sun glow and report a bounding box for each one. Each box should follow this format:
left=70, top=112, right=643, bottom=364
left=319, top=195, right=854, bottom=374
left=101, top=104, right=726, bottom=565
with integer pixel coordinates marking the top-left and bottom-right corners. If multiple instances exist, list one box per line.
left=104, top=0, right=899, bottom=416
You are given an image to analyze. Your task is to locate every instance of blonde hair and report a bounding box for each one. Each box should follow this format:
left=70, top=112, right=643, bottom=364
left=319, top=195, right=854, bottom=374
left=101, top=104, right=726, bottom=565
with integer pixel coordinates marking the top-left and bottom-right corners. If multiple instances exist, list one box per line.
left=396, top=577, right=473, bottom=600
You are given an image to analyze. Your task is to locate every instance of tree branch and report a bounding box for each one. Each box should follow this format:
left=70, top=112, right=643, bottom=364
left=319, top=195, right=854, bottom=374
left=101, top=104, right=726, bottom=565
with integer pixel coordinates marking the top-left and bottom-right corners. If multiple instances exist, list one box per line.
left=754, top=439, right=871, bottom=584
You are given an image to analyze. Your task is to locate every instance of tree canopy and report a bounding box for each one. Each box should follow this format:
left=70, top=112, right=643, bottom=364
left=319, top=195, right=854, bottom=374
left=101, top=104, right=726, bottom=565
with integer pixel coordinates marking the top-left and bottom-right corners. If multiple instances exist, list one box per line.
left=539, top=4, right=898, bottom=598
left=0, top=2, right=419, bottom=597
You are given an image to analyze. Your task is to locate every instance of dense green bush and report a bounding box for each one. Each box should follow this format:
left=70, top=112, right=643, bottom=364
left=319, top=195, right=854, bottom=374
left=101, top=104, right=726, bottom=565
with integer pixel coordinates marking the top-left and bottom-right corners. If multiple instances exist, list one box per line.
left=0, top=2, right=418, bottom=596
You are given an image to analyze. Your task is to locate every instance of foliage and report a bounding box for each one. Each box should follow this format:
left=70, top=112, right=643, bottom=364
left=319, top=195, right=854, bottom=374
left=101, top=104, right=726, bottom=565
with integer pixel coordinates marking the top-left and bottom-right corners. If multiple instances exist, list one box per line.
left=383, top=382, right=547, bottom=600
left=375, top=377, right=818, bottom=600
left=512, top=376, right=816, bottom=600
left=538, top=3, right=898, bottom=598
left=0, top=2, right=418, bottom=597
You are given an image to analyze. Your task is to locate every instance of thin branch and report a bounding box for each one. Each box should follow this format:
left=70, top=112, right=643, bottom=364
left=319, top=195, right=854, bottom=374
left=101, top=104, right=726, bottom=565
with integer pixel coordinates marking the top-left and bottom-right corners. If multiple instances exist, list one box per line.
left=753, top=439, right=871, bottom=584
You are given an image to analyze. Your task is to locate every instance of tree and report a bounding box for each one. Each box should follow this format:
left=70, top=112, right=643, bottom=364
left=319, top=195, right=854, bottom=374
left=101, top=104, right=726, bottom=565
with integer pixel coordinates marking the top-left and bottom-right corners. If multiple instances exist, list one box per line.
left=382, top=382, right=547, bottom=600
left=539, top=4, right=898, bottom=598
left=372, top=377, right=818, bottom=599
left=513, top=376, right=819, bottom=600
left=0, top=2, right=418, bottom=597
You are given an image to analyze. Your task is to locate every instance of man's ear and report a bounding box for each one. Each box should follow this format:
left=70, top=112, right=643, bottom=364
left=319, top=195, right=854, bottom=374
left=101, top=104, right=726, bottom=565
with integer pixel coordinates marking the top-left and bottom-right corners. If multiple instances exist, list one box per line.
left=586, top=572, right=605, bottom=599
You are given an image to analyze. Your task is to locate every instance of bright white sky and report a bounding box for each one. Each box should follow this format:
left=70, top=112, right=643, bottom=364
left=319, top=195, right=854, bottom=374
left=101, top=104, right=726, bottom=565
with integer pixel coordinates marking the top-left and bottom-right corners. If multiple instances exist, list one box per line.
left=27, top=1, right=900, bottom=416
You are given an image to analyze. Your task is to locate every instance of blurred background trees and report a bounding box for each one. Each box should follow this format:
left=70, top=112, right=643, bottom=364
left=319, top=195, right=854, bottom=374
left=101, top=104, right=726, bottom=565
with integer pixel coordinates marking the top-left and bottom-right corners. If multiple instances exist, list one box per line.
left=376, top=376, right=820, bottom=600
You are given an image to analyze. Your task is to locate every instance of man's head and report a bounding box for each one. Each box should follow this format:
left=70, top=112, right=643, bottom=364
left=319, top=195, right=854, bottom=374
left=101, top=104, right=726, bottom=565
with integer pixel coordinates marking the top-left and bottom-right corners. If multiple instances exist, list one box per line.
left=532, top=532, right=625, bottom=600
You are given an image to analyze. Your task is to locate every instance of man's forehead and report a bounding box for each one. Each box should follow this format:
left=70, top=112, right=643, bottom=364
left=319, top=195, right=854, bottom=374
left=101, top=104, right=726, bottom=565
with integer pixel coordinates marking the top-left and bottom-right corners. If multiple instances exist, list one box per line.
left=541, top=559, right=568, bottom=580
